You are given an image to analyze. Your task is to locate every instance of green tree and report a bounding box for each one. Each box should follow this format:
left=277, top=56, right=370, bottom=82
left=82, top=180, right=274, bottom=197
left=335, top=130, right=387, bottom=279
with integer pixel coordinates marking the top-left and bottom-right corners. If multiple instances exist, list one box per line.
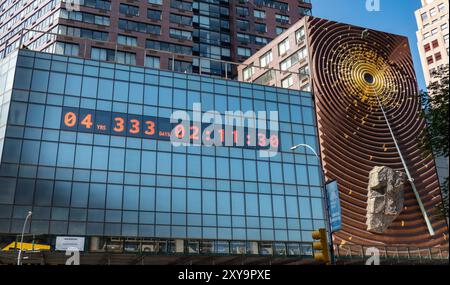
left=419, top=64, right=449, bottom=219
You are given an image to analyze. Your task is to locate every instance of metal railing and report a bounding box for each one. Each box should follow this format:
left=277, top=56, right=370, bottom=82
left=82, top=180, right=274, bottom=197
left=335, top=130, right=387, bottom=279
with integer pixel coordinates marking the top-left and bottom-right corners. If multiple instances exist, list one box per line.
left=334, top=244, right=449, bottom=261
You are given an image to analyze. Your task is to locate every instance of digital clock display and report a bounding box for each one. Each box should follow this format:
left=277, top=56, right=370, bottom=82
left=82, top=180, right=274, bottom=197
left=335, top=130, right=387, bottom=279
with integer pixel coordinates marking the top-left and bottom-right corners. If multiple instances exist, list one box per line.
left=61, top=108, right=280, bottom=150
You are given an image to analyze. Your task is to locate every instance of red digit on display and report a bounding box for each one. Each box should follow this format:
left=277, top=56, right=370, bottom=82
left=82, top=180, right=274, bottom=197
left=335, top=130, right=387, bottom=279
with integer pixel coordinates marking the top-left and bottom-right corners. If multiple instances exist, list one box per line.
left=81, top=114, right=93, bottom=129
left=145, top=120, right=155, bottom=135
left=174, top=124, right=186, bottom=139
left=270, top=134, right=279, bottom=148
left=190, top=125, right=199, bottom=140
left=219, top=129, right=225, bottom=143
left=129, top=119, right=140, bottom=134
left=258, top=133, right=267, bottom=147
left=233, top=130, right=239, bottom=143
left=113, top=117, right=125, bottom=132
left=64, top=112, right=77, bottom=127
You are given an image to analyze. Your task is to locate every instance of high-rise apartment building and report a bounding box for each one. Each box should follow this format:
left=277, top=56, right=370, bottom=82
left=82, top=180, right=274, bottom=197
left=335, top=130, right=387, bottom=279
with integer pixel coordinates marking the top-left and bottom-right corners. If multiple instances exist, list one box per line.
left=0, top=0, right=312, bottom=78
left=415, top=0, right=449, bottom=85
left=237, top=18, right=310, bottom=91
left=415, top=0, right=449, bottom=204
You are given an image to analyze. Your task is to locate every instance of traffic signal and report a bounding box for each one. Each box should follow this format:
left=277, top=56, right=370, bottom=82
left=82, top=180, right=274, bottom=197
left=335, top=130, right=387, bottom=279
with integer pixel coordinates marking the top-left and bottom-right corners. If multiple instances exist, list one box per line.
left=312, top=228, right=331, bottom=264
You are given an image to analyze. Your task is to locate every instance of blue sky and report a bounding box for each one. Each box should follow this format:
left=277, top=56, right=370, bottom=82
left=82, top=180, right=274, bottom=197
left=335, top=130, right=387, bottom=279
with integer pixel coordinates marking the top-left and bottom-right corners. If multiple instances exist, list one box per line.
left=313, top=0, right=427, bottom=90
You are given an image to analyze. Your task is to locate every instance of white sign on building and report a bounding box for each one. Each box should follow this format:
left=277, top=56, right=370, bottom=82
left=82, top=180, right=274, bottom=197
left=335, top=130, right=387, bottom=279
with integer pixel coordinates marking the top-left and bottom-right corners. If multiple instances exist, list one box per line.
left=55, top=236, right=85, bottom=251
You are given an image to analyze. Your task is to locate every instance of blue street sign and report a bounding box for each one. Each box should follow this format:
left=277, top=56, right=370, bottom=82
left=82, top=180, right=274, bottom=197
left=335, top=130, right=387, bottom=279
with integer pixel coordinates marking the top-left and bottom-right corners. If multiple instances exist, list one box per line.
left=326, top=180, right=342, bottom=233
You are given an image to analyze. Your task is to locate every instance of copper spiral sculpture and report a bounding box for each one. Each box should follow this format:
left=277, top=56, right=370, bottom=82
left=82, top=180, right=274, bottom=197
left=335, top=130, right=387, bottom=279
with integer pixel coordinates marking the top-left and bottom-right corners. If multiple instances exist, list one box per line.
left=306, top=17, right=448, bottom=247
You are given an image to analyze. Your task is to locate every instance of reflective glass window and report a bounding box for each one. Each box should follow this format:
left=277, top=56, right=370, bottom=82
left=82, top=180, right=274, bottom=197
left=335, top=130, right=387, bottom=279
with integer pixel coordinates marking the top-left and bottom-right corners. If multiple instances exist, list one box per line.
left=39, top=142, right=58, bottom=166
left=81, top=77, right=98, bottom=98
left=125, top=149, right=141, bottom=172
left=71, top=182, right=89, bottom=207
left=273, top=195, right=286, bottom=217
left=31, top=70, right=49, bottom=92
left=108, top=148, right=125, bottom=171
left=259, top=195, right=272, bottom=216
left=231, top=193, right=244, bottom=215
left=65, top=75, right=82, bottom=96
left=156, top=188, right=171, bottom=212
left=44, top=106, right=62, bottom=129
left=48, top=72, right=66, bottom=94
left=124, top=186, right=139, bottom=210
left=188, top=190, right=201, bottom=213
left=26, top=104, right=45, bottom=127
left=98, top=79, right=113, bottom=100
left=106, top=185, right=123, bottom=209
left=89, top=183, right=106, bottom=208
left=92, top=147, right=108, bottom=170
left=53, top=181, right=72, bottom=207
left=140, top=187, right=155, bottom=211
left=21, top=140, right=40, bottom=165
left=245, top=194, right=258, bottom=216
left=157, top=152, right=171, bottom=174
left=202, top=191, right=216, bottom=214
left=230, top=159, right=243, bottom=180
left=57, top=143, right=75, bottom=167
left=299, top=197, right=311, bottom=219
left=34, top=180, right=54, bottom=206
left=141, top=151, right=156, bottom=173
left=172, top=189, right=186, bottom=212
left=311, top=198, right=323, bottom=219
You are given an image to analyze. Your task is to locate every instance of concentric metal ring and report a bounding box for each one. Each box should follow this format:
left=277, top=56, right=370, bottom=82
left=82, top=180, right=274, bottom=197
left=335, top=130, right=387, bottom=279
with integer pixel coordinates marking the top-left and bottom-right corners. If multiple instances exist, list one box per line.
left=307, top=17, right=448, bottom=247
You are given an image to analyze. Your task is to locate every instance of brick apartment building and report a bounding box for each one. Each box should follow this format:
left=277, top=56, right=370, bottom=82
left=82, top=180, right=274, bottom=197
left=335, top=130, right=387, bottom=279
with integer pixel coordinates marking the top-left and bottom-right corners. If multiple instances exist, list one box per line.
left=0, top=0, right=312, bottom=78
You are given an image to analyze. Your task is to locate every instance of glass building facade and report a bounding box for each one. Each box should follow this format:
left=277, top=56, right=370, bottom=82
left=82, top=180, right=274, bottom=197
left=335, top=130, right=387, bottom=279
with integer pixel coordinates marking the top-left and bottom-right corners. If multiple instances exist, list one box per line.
left=0, top=50, right=324, bottom=255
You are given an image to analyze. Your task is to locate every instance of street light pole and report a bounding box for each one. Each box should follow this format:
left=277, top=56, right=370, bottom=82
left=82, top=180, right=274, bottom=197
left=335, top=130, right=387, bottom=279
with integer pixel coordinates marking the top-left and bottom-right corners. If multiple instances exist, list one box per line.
left=17, top=211, right=32, bottom=266
left=291, top=144, right=335, bottom=265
